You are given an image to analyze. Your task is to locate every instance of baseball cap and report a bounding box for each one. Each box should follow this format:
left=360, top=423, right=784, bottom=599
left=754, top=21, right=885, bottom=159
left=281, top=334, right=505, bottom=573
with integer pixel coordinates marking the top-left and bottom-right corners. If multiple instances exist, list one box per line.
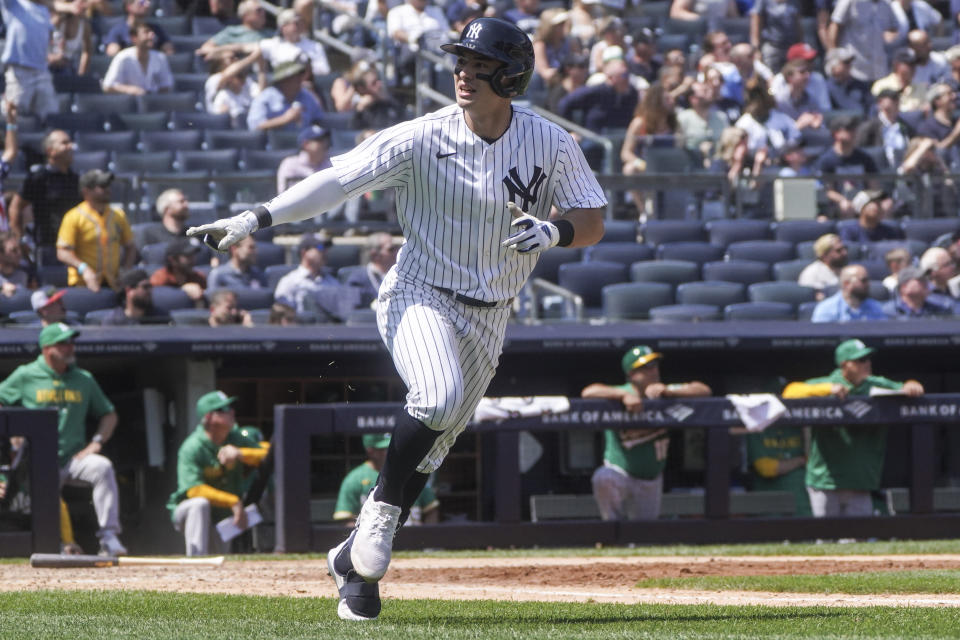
left=621, top=345, right=662, bottom=374
left=835, top=339, right=875, bottom=365
left=851, top=189, right=886, bottom=213
left=824, top=46, right=855, bottom=71
left=79, top=169, right=114, bottom=190
left=196, top=390, right=236, bottom=416
left=602, top=45, right=625, bottom=64
left=893, top=47, right=917, bottom=65
left=271, top=58, right=307, bottom=84
left=897, top=265, right=926, bottom=287
left=38, top=322, right=79, bottom=348
left=31, top=286, right=66, bottom=311
left=786, top=43, right=817, bottom=62
left=297, top=124, right=329, bottom=148
left=297, top=232, right=330, bottom=254
left=928, top=82, right=953, bottom=103
left=164, top=238, right=201, bottom=260
left=240, top=426, right=264, bottom=442
left=362, top=433, right=391, bottom=449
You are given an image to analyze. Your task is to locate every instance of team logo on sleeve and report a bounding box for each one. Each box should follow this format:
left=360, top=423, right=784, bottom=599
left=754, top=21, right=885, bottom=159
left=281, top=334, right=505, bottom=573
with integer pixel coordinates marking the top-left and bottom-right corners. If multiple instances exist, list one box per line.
left=502, top=166, right=546, bottom=210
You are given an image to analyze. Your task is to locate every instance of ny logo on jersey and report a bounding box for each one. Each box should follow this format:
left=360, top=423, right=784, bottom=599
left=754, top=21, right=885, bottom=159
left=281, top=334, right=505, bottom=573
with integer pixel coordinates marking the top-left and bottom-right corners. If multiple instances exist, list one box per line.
left=502, top=165, right=547, bottom=210
left=466, top=22, right=483, bottom=39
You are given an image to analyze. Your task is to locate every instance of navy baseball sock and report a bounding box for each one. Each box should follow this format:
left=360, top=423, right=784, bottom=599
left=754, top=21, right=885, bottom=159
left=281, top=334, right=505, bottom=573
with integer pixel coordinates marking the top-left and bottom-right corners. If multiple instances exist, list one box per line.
left=397, top=471, right=431, bottom=527
left=373, top=412, right=440, bottom=506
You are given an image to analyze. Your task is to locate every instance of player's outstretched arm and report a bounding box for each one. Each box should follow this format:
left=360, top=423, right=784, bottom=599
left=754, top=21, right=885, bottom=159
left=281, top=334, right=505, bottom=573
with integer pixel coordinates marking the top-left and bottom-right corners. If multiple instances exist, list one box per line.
left=187, top=167, right=351, bottom=251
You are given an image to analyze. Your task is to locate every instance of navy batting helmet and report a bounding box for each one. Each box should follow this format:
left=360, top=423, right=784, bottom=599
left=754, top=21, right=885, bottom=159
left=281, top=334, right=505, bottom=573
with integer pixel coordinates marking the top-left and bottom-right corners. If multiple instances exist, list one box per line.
left=440, top=17, right=535, bottom=99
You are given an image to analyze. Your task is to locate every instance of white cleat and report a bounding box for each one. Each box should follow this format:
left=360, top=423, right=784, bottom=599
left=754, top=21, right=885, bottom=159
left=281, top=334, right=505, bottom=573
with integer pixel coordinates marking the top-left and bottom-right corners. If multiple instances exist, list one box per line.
left=350, top=498, right=401, bottom=582
left=327, top=537, right=380, bottom=621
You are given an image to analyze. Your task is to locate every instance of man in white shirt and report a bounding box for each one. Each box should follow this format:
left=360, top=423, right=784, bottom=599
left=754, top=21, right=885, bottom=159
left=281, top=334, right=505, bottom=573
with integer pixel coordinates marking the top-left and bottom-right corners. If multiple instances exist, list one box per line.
left=274, top=233, right=360, bottom=320
left=259, top=8, right=330, bottom=77
left=799, top=232, right=848, bottom=299
left=102, top=21, right=173, bottom=95
left=387, top=0, right=450, bottom=79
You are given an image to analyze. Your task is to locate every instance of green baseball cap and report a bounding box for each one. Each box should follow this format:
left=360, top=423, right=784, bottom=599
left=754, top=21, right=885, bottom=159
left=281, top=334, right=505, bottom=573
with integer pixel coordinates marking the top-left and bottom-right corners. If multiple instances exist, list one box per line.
left=621, top=345, right=662, bottom=374
left=362, top=433, right=391, bottom=449
left=240, top=426, right=264, bottom=442
left=196, top=390, right=236, bottom=416
left=38, top=322, right=79, bottom=348
left=835, top=339, right=875, bottom=366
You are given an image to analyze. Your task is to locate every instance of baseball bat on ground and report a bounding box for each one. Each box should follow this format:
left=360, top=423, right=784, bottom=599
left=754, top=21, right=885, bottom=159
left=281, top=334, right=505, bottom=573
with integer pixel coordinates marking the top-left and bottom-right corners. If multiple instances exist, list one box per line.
left=30, top=553, right=225, bottom=568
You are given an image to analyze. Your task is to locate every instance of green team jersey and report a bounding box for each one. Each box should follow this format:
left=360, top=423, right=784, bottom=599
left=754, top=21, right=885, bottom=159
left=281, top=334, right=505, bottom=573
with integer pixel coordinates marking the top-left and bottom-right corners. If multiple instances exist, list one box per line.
left=0, top=356, right=114, bottom=467
left=333, top=461, right=438, bottom=521
left=600, top=383, right=672, bottom=480
left=166, top=425, right=263, bottom=523
left=746, top=425, right=812, bottom=516
left=803, top=370, right=902, bottom=491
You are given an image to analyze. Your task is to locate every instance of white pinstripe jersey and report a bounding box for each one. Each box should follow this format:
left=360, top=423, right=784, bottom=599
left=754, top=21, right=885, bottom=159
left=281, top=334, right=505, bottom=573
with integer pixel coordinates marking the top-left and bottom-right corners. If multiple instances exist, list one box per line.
left=330, top=103, right=607, bottom=302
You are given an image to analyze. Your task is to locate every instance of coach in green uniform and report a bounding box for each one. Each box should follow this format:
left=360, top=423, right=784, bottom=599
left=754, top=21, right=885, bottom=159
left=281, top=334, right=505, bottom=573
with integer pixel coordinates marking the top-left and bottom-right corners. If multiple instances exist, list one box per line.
left=333, top=433, right=439, bottom=526
left=782, top=339, right=924, bottom=517
left=167, top=391, right=268, bottom=556
left=746, top=425, right=812, bottom=516
left=0, top=323, right=127, bottom=555
left=581, top=345, right=712, bottom=520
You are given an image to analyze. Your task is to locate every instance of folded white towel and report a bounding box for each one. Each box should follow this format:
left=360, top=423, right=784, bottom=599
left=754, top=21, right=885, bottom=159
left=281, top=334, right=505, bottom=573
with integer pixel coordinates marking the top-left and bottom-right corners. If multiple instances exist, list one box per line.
left=473, top=396, right=571, bottom=422
left=725, top=393, right=787, bottom=432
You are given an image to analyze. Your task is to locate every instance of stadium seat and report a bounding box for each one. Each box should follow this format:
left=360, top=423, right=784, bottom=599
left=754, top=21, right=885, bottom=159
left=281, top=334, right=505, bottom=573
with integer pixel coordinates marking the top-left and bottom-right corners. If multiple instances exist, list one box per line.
left=140, top=130, right=204, bottom=152
left=725, top=240, right=796, bottom=264
left=901, top=218, right=960, bottom=244
left=601, top=282, right=674, bottom=320
left=138, top=92, right=201, bottom=113
left=641, top=220, right=705, bottom=245
left=170, top=308, right=210, bottom=325
left=171, top=111, right=231, bottom=130
left=0, top=289, right=34, bottom=316
left=173, top=73, right=209, bottom=95
left=772, top=258, right=812, bottom=282
left=584, top=242, right=654, bottom=265
left=702, top=260, right=770, bottom=285
left=150, top=286, right=195, bottom=312
left=747, top=281, right=817, bottom=308
left=254, top=242, right=287, bottom=267
left=115, top=112, right=170, bottom=132
left=72, top=150, right=111, bottom=173
left=166, top=52, right=196, bottom=74
left=705, top=219, right=771, bottom=247
left=724, top=301, right=795, bottom=320
left=599, top=219, right=639, bottom=243
left=169, top=34, right=210, bottom=53
left=245, top=149, right=291, bottom=171
left=38, top=264, right=69, bottom=287
left=630, top=259, right=700, bottom=286
left=139, top=242, right=170, bottom=267
left=206, top=129, right=268, bottom=151
left=177, top=149, right=240, bottom=173
left=221, top=286, right=274, bottom=310
left=76, top=131, right=139, bottom=153
left=676, top=281, right=746, bottom=306
left=772, top=220, right=836, bottom=244
left=865, top=239, right=929, bottom=260
left=797, top=300, right=818, bottom=321
left=153, top=14, right=190, bottom=35
left=266, top=264, right=297, bottom=289
left=61, top=287, right=119, bottom=319
left=325, top=244, right=362, bottom=270
left=854, top=259, right=891, bottom=281
left=73, top=93, right=138, bottom=115
left=114, top=151, right=175, bottom=174
left=47, top=111, right=106, bottom=133
left=649, top=303, right=721, bottom=322
left=656, top=241, right=724, bottom=265
left=346, top=308, right=378, bottom=326
left=52, top=73, right=101, bottom=94
left=267, top=129, right=300, bottom=150
left=557, top=261, right=629, bottom=310
left=870, top=280, right=891, bottom=301
left=528, top=247, right=582, bottom=283
left=142, top=172, right=211, bottom=203
left=191, top=15, right=223, bottom=35
left=82, top=309, right=116, bottom=325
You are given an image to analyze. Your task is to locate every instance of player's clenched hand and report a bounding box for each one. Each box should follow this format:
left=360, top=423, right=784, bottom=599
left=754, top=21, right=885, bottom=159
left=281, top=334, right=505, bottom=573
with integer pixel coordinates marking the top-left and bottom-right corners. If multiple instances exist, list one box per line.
left=186, top=210, right=259, bottom=252
left=501, top=202, right=559, bottom=254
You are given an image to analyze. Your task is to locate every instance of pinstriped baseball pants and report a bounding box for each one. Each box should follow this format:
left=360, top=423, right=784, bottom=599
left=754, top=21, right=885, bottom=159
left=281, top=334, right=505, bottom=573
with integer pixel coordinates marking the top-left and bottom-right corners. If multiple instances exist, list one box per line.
left=377, top=268, right=511, bottom=473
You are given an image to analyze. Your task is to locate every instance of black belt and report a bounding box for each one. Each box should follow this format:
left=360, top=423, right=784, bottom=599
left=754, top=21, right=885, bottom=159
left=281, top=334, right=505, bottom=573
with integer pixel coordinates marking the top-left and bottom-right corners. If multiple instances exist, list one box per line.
left=433, top=286, right=511, bottom=308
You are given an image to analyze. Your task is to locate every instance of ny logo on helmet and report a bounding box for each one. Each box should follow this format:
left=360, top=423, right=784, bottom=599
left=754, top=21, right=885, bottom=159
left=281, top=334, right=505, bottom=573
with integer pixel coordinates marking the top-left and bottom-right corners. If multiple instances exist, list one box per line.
left=466, top=22, right=483, bottom=39
left=503, top=166, right=546, bottom=210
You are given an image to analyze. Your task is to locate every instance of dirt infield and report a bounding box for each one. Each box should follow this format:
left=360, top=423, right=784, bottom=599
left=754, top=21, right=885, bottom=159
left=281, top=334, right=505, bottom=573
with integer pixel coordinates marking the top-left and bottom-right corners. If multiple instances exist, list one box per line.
left=4, top=554, right=960, bottom=608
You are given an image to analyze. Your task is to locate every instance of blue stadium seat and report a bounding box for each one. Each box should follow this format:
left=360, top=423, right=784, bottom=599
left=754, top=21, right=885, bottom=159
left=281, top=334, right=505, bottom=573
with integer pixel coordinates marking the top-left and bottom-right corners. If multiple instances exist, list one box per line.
left=772, top=220, right=836, bottom=244
left=139, top=242, right=170, bottom=267
left=641, top=220, right=705, bottom=245
left=267, top=129, right=300, bottom=150
left=0, top=289, right=33, bottom=316
left=649, top=303, right=721, bottom=322
left=346, top=309, right=377, bottom=326
left=325, top=244, right=362, bottom=270
left=177, top=149, right=240, bottom=173
left=191, top=15, right=224, bottom=35
left=166, top=52, right=196, bottom=74
left=772, top=258, right=812, bottom=282
left=52, top=73, right=101, bottom=94
left=529, top=247, right=582, bottom=283
left=870, top=280, right=891, bottom=301
left=47, top=111, right=107, bottom=133
left=38, top=264, right=69, bottom=287
left=557, top=261, right=629, bottom=310
left=244, top=149, right=291, bottom=171
left=705, top=219, right=771, bottom=247
left=630, top=259, right=700, bottom=285
left=173, top=73, right=209, bottom=95
left=153, top=14, right=190, bottom=35
left=600, top=220, right=639, bottom=243
left=854, top=259, right=893, bottom=280
left=72, top=150, right=111, bottom=173
left=584, top=242, right=654, bottom=265
left=255, top=242, right=287, bottom=267
left=171, top=111, right=231, bottom=130
left=676, top=281, right=746, bottom=306
left=602, top=282, right=674, bottom=320
left=169, top=34, right=210, bottom=53
left=266, top=264, right=296, bottom=290
left=61, top=287, right=119, bottom=319
left=901, top=218, right=960, bottom=244
left=221, top=286, right=274, bottom=310
left=206, top=129, right=267, bottom=151
left=114, top=151, right=175, bottom=174
left=747, top=281, right=818, bottom=308
left=150, top=286, right=195, bottom=312
left=138, top=92, right=201, bottom=113
left=76, top=130, right=139, bottom=153
left=797, top=300, right=818, bottom=321
left=724, top=301, right=795, bottom=320
left=170, top=308, right=210, bottom=325
left=725, top=240, right=796, bottom=264
left=140, top=129, right=204, bottom=152
left=656, top=241, right=724, bottom=264
left=864, top=239, right=929, bottom=260
left=115, top=112, right=170, bottom=132
left=142, top=172, right=211, bottom=203
left=83, top=309, right=116, bottom=325
left=73, top=93, right=138, bottom=115
left=702, top=260, right=770, bottom=285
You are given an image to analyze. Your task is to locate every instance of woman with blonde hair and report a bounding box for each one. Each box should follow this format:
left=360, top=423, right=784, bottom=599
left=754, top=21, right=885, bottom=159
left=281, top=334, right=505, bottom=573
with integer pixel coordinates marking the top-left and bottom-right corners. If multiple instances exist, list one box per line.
left=532, top=8, right=581, bottom=87
left=620, top=83, right=679, bottom=217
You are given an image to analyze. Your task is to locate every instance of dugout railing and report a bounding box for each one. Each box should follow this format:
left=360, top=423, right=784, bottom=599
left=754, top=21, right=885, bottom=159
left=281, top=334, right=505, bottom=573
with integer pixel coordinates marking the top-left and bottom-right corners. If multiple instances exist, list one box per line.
left=273, top=396, right=960, bottom=553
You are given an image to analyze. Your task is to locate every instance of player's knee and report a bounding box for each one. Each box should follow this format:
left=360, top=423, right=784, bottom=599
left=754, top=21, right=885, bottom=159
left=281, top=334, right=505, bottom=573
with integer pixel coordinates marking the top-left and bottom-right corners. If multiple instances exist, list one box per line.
left=417, top=390, right=464, bottom=430
left=87, top=454, right=115, bottom=479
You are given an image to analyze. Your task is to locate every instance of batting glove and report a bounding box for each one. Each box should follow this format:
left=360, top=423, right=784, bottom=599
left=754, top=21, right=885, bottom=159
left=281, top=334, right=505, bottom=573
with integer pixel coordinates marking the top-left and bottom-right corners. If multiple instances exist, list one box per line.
left=501, top=202, right=559, bottom=254
left=186, top=210, right=259, bottom=252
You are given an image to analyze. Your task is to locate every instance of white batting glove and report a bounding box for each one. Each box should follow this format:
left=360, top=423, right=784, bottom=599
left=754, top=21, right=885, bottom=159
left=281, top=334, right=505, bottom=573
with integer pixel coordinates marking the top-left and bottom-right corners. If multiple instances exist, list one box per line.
left=501, top=202, right=559, bottom=254
left=186, top=210, right=259, bottom=252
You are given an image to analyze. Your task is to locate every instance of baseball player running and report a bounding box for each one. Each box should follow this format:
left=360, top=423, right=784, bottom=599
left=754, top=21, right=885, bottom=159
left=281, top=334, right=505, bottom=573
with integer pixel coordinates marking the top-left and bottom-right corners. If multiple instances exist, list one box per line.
left=188, top=17, right=606, bottom=622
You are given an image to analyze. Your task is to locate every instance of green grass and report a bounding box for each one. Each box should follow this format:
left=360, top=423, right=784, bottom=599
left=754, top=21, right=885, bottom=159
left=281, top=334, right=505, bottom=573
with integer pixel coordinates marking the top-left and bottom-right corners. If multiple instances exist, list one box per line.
left=2, top=590, right=960, bottom=640
left=636, top=570, right=960, bottom=594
